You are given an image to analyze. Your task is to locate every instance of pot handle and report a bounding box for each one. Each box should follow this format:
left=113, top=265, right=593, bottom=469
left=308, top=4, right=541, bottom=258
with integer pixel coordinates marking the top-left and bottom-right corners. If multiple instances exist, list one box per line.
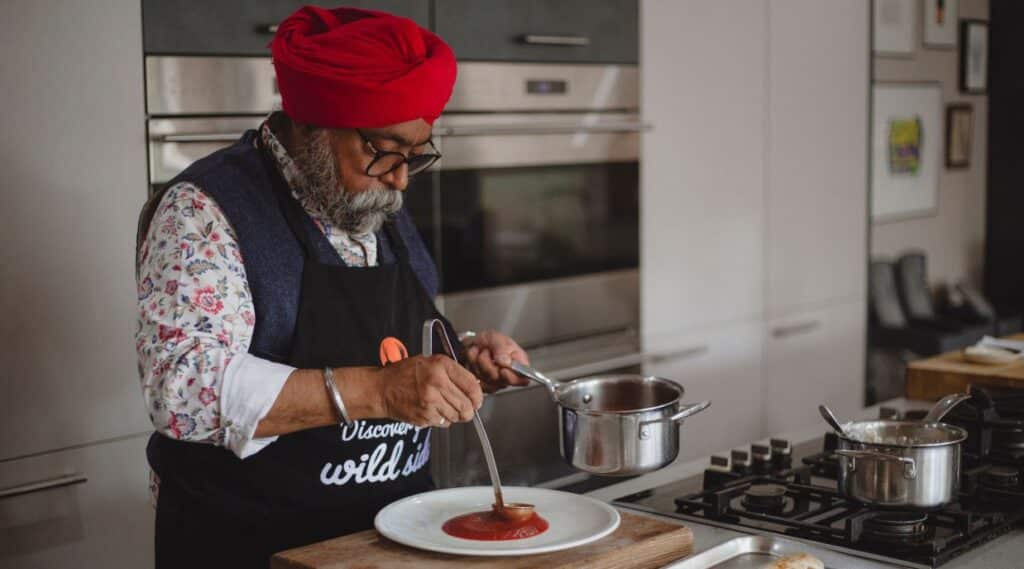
left=835, top=449, right=917, bottom=480
left=507, top=361, right=560, bottom=402
left=640, top=401, right=712, bottom=428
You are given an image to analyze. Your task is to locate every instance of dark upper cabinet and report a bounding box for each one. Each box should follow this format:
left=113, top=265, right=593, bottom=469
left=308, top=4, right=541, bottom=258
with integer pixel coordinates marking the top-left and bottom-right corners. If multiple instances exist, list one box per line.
left=142, top=0, right=430, bottom=55
left=434, top=0, right=638, bottom=63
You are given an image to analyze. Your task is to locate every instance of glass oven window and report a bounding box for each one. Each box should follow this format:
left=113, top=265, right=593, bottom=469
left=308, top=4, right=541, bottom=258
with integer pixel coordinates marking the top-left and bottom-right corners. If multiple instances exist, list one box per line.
left=406, top=162, right=639, bottom=294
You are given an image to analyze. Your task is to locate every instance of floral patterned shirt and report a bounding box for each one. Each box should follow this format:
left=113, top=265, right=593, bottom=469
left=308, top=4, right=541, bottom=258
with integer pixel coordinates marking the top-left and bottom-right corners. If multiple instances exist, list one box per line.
left=136, top=118, right=379, bottom=460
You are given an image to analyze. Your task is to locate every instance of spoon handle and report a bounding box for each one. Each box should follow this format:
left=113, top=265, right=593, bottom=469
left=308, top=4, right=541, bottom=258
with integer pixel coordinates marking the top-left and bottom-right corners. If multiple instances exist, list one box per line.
left=923, top=393, right=972, bottom=423
left=422, top=319, right=505, bottom=510
left=819, top=404, right=848, bottom=437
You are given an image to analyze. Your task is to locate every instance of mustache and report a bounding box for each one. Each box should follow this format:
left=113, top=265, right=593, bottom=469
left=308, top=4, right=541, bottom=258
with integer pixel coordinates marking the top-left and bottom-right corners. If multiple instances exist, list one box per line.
left=291, top=129, right=402, bottom=235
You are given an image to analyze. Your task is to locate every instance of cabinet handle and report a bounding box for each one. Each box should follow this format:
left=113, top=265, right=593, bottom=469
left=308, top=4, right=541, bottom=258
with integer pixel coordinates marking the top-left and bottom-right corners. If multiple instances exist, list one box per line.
left=433, top=122, right=650, bottom=137
left=771, top=320, right=822, bottom=339
left=520, top=34, right=591, bottom=47
left=0, top=473, right=87, bottom=500
left=153, top=133, right=245, bottom=143
left=646, top=344, right=710, bottom=364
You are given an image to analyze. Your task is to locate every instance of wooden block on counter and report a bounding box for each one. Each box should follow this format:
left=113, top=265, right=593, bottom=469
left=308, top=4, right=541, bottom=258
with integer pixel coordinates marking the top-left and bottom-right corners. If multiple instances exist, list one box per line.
left=270, top=511, right=693, bottom=569
left=906, top=335, right=1024, bottom=400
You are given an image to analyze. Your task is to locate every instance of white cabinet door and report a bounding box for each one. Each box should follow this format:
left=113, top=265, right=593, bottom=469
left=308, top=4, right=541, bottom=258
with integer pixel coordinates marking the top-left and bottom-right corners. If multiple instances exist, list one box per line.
left=643, top=320, right=764, bottom=463
left=0, top=0, right=151, bottom=460
left=0, top=433, right=153, bottom=569
left=640, top=0, right=767, bottom=337
left=763, top=300, right=866, bottom=435
left=764, top=0, right=869, bottom=316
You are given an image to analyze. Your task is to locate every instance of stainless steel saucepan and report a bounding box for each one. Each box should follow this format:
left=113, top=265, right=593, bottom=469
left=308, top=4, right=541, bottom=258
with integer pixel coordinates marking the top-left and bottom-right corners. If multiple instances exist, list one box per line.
left=507, top=361, right=711, bottom=476
left=821, top=393, right=971, bottom=508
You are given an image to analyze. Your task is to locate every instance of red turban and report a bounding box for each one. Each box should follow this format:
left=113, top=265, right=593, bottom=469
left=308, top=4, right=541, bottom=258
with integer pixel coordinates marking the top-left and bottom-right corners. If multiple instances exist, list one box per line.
left=271, top=6, right=457, bottom=128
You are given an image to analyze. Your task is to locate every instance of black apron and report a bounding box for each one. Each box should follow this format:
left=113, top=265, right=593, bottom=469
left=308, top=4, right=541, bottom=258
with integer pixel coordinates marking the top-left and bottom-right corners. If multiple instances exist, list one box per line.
left=154, top=141, right=453, bottom=568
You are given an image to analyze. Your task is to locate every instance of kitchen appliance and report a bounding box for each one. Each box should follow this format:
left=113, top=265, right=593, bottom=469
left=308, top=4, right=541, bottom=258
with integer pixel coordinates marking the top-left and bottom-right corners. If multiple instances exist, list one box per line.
left=509, top=362, right=711, bottom=476
left=614, top=396, right=1024, bottom=568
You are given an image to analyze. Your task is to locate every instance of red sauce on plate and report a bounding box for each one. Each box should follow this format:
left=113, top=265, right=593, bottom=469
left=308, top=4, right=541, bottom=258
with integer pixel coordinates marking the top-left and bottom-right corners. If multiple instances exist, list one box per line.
left=442, top=510, right=550, bottom=541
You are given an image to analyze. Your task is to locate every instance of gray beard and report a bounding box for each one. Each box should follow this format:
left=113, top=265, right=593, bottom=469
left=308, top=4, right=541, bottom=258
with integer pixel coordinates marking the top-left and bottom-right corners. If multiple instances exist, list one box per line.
left=291, top=129, right=403, bottom=235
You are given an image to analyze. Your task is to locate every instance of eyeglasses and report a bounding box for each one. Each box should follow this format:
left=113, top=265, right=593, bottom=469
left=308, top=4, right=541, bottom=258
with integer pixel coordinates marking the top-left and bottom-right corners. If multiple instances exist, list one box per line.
left=356, top=129, right=441, bottom=178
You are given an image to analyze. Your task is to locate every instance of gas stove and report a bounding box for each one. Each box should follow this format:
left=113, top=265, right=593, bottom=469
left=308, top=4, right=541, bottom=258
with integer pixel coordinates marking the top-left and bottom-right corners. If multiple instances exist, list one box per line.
left=613, top=388, right=1024, bottom=568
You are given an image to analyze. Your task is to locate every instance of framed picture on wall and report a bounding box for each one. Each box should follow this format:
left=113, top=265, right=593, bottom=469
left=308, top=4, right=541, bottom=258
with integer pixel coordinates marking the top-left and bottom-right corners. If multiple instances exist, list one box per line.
left=960, top=20, right=989, bottom=94
left=946, top=104, right=973, bottom=169
left=923, top=0, right=958, bottom=48
left=873, top=0, right=915, bottom=56
left=871, top=83, right=943, bottom=223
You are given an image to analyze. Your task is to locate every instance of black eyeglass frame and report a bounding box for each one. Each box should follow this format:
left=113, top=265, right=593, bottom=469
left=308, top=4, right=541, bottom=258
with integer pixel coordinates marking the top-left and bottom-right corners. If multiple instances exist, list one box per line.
left=356, top=129, right=441, bottom=178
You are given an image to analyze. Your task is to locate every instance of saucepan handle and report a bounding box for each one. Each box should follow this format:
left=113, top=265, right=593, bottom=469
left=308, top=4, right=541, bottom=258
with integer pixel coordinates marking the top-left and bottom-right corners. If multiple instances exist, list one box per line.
left=835, top=449, right=917, bottom=480
left=639, top=400, right=711, bottom=428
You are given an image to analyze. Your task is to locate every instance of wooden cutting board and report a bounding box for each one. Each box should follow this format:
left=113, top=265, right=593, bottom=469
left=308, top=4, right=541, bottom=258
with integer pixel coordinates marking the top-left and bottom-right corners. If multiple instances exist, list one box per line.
left=270, top=511, right=693, bottom=569
left=906, top=333, right=1024, bottom=400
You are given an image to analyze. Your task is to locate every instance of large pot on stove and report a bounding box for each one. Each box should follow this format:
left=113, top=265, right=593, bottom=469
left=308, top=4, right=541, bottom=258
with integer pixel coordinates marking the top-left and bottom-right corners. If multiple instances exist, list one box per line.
left=835, top=421, right=967, bottom=508
left=822, top=394, right=971, bottom=509
left=507, top=362, right=711, bottom=476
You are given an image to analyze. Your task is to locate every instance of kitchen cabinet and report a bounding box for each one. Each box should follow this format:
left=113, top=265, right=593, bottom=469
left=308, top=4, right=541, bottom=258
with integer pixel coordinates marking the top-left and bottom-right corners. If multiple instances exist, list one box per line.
left=0, top=433, right=153, bottom=569
left=1, top=0, right=151, bottom=461
left=762, top=300, right=867, bottom=435
left=764, top=0, right=869, bottom=317
left=641, top=0, right=870, bottom=441
left=640, top=0, right=767, bottom=336
left=435, top=0, right=637, bottom=63
left=643, top=321, right=764, bottom=462
left=142, top=0, right=430, bottom=55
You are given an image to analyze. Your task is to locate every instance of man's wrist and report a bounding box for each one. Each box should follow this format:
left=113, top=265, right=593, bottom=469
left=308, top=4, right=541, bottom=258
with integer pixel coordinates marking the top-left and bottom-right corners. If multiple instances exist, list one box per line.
left=333, top=366, right=386, bottom=421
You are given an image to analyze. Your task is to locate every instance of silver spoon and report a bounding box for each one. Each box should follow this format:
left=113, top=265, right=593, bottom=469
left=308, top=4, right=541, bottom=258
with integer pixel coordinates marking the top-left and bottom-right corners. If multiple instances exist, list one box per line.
left=423, top=320, right=535, bottom=522
left=818, top=404, right=849, bottom=437
left=922, top=392, right=972, bottom=423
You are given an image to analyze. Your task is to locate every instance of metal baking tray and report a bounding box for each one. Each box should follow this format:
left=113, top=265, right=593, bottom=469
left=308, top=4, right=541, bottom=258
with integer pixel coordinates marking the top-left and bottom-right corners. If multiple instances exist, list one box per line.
left=662, top=535, right=902, bottom=569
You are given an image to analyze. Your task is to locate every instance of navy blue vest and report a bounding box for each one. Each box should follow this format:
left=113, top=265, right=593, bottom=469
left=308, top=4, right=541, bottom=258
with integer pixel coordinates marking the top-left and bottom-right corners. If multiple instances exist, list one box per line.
left=143, top=130, right=439, bottom=364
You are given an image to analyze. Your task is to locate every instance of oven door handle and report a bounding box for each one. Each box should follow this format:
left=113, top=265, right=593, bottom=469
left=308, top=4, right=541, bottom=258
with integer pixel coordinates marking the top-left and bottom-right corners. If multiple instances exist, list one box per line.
left=432, top=122, right=651, bottom=137
left=152, top=133, right=246, bottom=143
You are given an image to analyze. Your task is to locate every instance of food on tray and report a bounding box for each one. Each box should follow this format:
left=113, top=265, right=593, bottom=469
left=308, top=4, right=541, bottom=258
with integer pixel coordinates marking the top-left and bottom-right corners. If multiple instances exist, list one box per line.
left=764, top=552, right=825, bottom=569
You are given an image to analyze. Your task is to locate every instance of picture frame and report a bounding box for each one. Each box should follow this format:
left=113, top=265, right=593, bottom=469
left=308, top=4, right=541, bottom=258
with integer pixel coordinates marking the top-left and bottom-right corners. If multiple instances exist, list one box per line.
left=945, top=104, right=973, bottom=169
left=923, top=0, right=958, bottom=48
left=871, top=83, right=943, bottom=223
left=959, top=20, right=989, bottom=94
left=873, top=0, right=915, bottom=57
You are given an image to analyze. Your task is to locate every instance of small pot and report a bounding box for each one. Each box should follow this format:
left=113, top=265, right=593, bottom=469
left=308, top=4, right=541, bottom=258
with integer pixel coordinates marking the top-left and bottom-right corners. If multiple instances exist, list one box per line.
left=509, top=362, right=711, bottom=476
left=836, top=421, right=967, bottom=508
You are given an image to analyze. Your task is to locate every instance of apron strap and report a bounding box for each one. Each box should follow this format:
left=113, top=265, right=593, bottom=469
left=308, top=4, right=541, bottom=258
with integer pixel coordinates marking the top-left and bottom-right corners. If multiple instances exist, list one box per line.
left=381, top=219, right=410, bottom=265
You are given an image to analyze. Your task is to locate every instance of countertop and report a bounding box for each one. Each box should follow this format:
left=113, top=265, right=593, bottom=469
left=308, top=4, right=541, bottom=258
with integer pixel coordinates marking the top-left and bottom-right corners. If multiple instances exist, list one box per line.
left=584, top=398, right=1024, bottom=569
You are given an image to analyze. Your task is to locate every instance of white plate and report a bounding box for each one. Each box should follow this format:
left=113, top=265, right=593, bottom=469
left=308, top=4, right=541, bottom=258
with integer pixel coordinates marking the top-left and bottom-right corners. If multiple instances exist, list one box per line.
left=374, top=486, right=620, bottom=556
left=963, top=345, right=1022, bottom=365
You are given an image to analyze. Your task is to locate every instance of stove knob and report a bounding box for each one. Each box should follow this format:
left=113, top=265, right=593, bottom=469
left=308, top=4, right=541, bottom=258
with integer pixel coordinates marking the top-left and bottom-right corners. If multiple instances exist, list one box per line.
left=708, top=454, right=731, bottom=472
left=731, top=449, right=751, bottom=475
left=751, top=444, right=772, bottom=475
left=879, top=406, right=901, bottom=420
left=770, top=438, right=792, bottom=471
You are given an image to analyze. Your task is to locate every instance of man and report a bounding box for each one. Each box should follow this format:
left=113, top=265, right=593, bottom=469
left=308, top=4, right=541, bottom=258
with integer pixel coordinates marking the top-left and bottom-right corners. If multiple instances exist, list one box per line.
left=135, top=6, right=529, bottom=566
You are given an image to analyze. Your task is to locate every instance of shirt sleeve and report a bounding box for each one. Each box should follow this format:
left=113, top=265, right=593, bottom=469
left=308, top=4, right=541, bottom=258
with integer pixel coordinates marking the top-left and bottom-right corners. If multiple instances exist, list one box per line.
left=135, top=182, right=295, bottom=458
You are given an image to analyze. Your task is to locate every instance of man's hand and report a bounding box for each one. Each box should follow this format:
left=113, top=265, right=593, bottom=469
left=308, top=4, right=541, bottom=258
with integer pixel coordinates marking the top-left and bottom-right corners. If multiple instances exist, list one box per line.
left=374, top=355, right=484, bottom=427
left=463, top=330, right=530, bottom=393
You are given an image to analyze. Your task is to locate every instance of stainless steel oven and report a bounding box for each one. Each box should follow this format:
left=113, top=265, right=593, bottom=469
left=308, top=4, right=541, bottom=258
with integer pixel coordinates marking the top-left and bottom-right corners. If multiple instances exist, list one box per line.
left=145, top=57, right=646, bottom=491
left=409, top=62, right=642, bottom=350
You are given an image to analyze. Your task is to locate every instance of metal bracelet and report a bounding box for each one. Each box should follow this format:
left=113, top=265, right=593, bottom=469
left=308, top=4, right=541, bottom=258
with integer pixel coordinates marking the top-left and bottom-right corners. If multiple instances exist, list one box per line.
left=323, top=367, right=352, bottom=426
